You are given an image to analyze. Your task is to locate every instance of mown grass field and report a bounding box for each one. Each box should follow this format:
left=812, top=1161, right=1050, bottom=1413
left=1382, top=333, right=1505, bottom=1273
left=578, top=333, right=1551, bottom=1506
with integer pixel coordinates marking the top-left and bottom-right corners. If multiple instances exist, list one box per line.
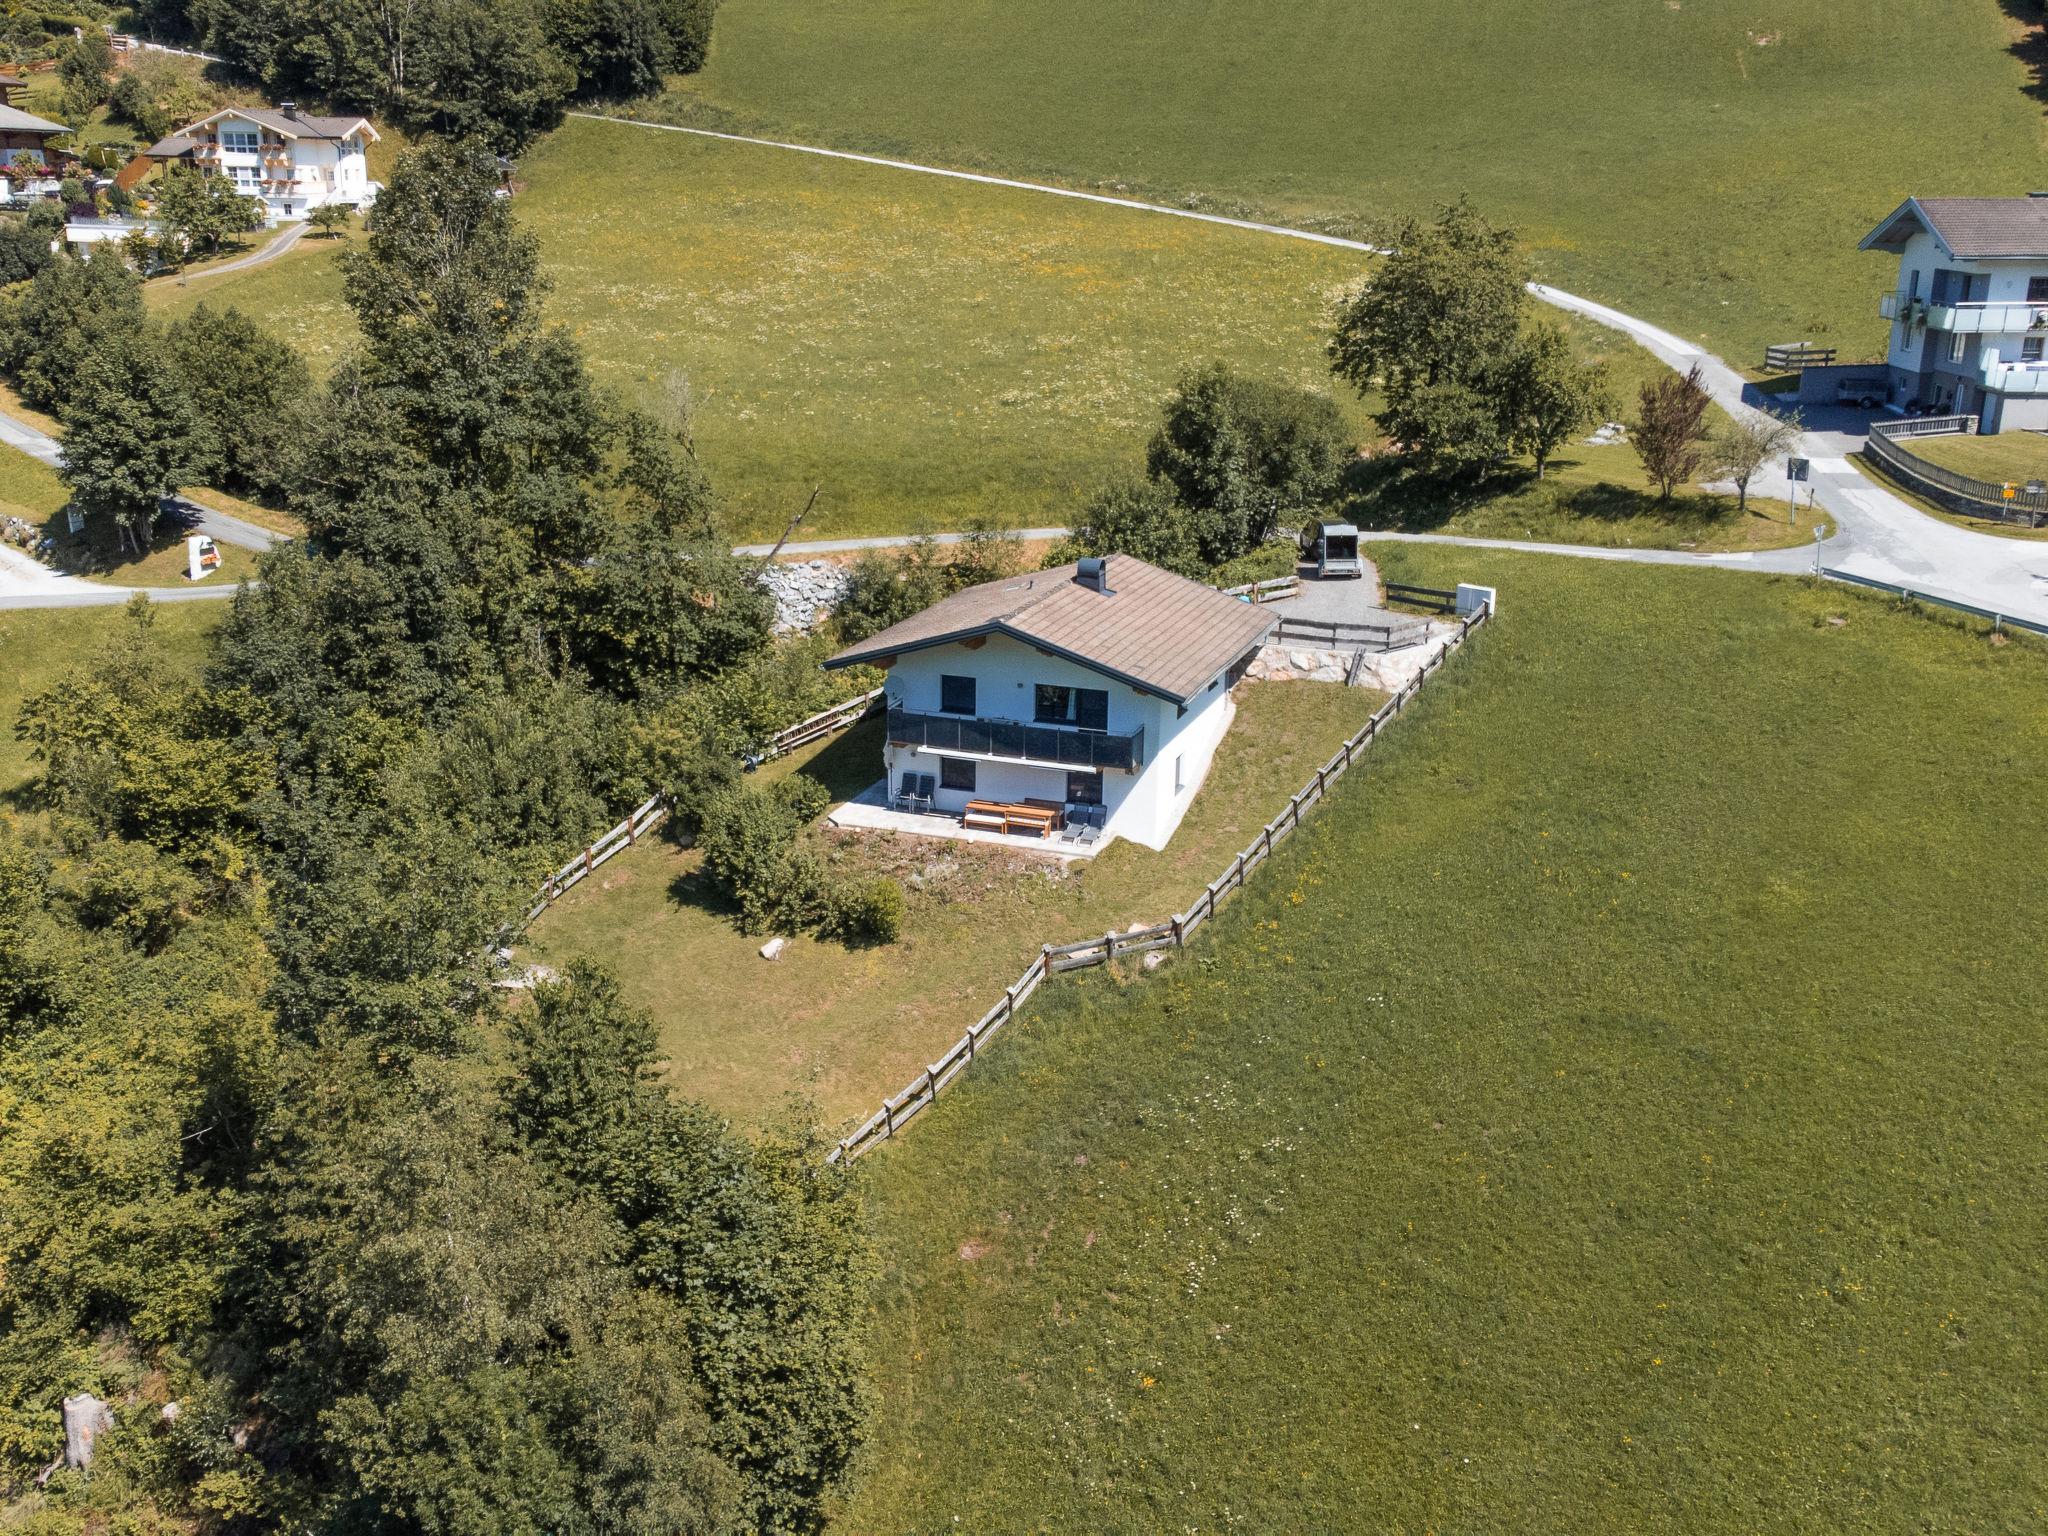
left=645, top=0, right=2047, bottom=371
left=840, top=548, right=2048, bottom=1530
left=1904, top=427, right=2048, bottom=487
left=522, top=679, right=1380, bottom=1128
left=153, top=115, right=1761, bottom=545
left=157, top=115, right=1378, bottom=540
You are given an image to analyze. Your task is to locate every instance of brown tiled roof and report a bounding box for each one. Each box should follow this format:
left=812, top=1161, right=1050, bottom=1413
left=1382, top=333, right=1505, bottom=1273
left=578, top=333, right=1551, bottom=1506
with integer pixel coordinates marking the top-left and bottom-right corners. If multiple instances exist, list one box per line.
left=825, top=554, right=1277, bottom=703
left=1862, top=196, right=2048, bottom=259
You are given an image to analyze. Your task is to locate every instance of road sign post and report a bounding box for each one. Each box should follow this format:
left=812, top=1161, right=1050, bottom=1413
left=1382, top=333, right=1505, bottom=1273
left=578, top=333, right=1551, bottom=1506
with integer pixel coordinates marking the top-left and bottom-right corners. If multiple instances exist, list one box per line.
left=1787, top=457, right=1810, bottom=526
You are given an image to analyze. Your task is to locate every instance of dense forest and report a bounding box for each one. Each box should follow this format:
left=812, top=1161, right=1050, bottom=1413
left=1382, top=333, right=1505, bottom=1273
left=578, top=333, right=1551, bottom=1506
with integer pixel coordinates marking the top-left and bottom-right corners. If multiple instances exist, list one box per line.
left=1, top=141, right=874, bottom=1533
left=126, top=0, right=719, bottom=150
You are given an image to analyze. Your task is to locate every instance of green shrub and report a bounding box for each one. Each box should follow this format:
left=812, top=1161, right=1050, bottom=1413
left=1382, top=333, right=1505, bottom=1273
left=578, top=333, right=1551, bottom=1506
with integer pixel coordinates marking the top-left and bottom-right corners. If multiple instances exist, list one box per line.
left=771, top=772, right=830, bottom=824
left=829, top=877, right=905, bottom=945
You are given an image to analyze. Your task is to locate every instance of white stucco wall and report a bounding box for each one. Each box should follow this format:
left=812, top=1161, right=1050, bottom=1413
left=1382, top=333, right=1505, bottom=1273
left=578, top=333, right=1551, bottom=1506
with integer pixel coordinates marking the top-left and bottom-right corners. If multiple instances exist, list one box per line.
left=879, top=631, right=1239, bottom=851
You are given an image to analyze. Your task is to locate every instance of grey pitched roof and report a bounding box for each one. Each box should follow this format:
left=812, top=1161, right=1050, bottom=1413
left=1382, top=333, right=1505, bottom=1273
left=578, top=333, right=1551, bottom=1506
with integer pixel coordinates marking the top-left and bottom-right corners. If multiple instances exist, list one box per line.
left=826, top=553, right=1278, bottom=703
left=143, top=134, right=197, bottom=158
left=0, top=104, right=69, bottom=136
left=184, top=107, right=376, bottom=142
left=1860, top=196, right=2048, bottom=260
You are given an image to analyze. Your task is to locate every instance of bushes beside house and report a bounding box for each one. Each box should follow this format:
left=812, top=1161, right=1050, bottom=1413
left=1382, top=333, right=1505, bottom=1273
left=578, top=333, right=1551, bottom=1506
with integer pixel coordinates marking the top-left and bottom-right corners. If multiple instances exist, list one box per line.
left=697, top=773, right=904, bottom=945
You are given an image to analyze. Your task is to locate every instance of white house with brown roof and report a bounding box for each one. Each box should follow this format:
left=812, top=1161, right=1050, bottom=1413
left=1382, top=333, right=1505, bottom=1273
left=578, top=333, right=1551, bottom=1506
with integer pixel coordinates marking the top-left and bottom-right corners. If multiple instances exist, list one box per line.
left=145, top=103, right=378, bottom=223
left=1862, top=195, right=2048, bottom=431
left=825, top=554, right=1276, bottom=852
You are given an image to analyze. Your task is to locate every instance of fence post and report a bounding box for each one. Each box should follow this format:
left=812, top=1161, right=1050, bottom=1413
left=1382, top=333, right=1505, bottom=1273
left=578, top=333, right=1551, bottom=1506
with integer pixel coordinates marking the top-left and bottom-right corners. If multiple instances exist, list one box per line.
left=1104, top=929, right=1119, bottom=961
left=583, top=846, right=594, bottom=876
left=1171, top=913, right=1184, bottom=946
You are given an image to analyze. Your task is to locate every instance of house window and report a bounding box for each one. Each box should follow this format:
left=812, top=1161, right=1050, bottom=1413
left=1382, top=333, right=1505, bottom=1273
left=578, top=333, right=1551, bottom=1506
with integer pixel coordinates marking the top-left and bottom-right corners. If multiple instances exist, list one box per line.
left=1066, top=770, right=1104, bottom=806
left=2029, top=276, right=2048, bottom=304
left=939, top=757, right=976, bottom=793
left=1034, top=684, right=1108, bottom=731
left=2025, top=337, right=2045, bottom=364
left=938, top=675, right=976, bottom=715
left=221, top=128, right=257, bottom=153
left=1950, top=331, right=1967, bottom=364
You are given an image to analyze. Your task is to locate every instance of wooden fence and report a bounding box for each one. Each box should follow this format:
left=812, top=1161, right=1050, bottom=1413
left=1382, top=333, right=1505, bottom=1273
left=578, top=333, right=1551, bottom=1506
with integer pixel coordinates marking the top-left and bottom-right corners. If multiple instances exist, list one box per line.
left=1382, top=581, right=1459, bottom=615
left=825, top=598, right=1495, bottom=1165
left=514, top=688, right=885, bottom=930
left=1864, top=418, right=2048, bottom=527
left=1273, top=614, right=1430, bottom=652
left=1218, top=573, right=1301, bottom=604
left=1764, top=343, right=1837, bottom=371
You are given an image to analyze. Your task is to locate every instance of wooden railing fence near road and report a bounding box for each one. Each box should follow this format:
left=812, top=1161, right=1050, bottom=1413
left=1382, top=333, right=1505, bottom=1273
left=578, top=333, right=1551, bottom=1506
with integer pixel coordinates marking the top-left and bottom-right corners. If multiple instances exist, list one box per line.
left=515, top=688, right=885, bottom=929
left=826, top=599, right=1495, bottom=1165
left=1864, top=418, right=2048, bottom=527
left=1764, top=343, right=1838, bottom=371
left=1382, top=581, right=1459, bottom=615
left=1217, top=573, right=1300, bottom=604
left=1273, top=615, right=1430, bottom=651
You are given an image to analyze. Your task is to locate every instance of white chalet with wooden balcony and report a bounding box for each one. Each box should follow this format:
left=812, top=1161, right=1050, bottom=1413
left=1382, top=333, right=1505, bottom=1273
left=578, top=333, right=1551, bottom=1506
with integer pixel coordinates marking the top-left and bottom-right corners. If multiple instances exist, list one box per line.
left=146, top=103, right=378, bottom=224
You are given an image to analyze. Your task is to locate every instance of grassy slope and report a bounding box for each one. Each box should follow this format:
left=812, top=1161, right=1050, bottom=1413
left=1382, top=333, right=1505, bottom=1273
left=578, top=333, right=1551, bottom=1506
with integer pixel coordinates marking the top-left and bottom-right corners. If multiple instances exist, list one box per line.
left=523, top=679, right=1380, bottom=1128
left=1905, top=428, right=2048, bottom=486
left=151, top=117, right=1765, bottom=545
left=649, top=0, right=2047, bottom=370
left=0, top=602, right=223, bottom=797
left=158, top=116, right=1377, bottom=540
left=842, top=549, right=2048, bottom=1531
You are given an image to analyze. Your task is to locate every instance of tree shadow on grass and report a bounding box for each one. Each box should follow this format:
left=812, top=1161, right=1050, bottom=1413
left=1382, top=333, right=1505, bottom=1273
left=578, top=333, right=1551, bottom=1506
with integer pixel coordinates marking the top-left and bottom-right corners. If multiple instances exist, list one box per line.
left=784, top=715, right=887, bottom=805
left=1997, top=0, right=2048, bottom=111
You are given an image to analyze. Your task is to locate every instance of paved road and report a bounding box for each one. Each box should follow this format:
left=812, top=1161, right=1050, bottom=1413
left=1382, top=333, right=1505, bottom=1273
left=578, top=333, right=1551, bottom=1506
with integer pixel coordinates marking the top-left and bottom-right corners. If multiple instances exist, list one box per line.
left=163, top=220, right=308, bottom=284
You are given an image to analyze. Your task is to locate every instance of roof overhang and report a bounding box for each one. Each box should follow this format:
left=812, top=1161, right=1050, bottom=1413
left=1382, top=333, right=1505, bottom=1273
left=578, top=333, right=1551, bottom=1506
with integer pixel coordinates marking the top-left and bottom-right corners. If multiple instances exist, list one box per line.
left=1859, top=198, right=1950, bottom=259
left=825, top=616, right=1275, bottom=706
left=178, top=107, right=378, bottom=142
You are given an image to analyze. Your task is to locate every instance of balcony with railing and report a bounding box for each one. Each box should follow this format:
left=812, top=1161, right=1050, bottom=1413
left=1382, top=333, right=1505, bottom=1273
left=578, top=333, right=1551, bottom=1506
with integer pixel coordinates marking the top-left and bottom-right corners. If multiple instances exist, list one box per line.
left=1980, top=355, right=2048, bottom=396
left=1880, top=292, right=2048, bottom=334
left=886, top=705, right=1145, bottom=772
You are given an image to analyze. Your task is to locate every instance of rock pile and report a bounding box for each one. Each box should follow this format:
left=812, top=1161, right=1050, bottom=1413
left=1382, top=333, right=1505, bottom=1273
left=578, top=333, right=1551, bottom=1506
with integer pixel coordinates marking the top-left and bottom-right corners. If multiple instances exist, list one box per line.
left=760, top=559, right=853, bottom=634
left=1584, top=420, right=1629, bottom=447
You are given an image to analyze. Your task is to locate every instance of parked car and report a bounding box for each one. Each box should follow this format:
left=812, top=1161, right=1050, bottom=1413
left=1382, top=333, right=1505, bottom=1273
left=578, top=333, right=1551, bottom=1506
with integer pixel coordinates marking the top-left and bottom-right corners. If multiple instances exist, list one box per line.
left=1835, top=379, right=1888, bottom=409
left=1299, top=519, right=1363, bottom=579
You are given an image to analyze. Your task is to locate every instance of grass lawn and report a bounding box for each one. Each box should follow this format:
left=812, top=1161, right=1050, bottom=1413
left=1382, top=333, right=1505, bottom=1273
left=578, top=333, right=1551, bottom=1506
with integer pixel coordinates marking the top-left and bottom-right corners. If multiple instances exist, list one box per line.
left=837, top=546, right=2048, bottom=1530
left=0, top=601, right=224, bottom=800
left=150, top=115, right=1781, bottom=550
left=158, top=114, right=1379, bottom=540
left=1897, top=428, right=2048, bottom=489
left=643, top=0, right=2045, bottom=370
left=520, top=679, right=1382, bottom=1128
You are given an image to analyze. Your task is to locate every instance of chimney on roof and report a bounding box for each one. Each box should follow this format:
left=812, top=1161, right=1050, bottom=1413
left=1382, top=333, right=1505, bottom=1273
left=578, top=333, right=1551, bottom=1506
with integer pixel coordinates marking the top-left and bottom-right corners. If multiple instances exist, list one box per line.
left=1075, top=556, right=1112, bottom=595
left=279, top=101, right=299, bottom=120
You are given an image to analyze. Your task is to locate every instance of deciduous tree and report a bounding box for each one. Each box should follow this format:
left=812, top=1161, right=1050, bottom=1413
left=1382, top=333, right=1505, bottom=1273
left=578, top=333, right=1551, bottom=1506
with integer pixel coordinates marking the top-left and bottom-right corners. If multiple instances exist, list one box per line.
left=59, top=331, right=211, bottom=555
left=1632, top=363, right=1714, bottom=503
left=1498, top=322, right=1611, bottom=478
left=1708, top=407, right=1803, bottom=512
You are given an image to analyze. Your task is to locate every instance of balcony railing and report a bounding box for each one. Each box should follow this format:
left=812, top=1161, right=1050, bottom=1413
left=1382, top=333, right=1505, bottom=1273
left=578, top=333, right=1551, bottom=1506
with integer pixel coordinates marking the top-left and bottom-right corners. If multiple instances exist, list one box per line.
left=1881, top=292, right=2048, bottom=334
left=1981, top=356, right=2048, bottom=396
left=886, top=705, right=1145, bottom=772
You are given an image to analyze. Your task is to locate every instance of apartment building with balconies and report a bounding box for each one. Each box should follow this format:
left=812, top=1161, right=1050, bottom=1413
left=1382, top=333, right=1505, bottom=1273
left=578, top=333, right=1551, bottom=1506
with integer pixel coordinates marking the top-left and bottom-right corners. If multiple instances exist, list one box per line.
left=1861, top=196, right=2048, bottom=432
left=144, top=103, right=379, bottom=223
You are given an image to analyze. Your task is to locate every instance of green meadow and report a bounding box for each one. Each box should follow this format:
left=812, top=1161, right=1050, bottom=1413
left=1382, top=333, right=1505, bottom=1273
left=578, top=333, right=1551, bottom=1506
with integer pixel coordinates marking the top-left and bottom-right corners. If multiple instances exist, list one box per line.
left=839, top=550, right=2048, bottom=1530
left=648, top=0, right=2047, bottom=370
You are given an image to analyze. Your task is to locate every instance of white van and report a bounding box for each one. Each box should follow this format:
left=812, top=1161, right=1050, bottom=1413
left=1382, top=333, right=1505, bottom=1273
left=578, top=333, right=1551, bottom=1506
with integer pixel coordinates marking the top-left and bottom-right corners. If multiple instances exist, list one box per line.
left=1299, top=520, right=1363, bottom=579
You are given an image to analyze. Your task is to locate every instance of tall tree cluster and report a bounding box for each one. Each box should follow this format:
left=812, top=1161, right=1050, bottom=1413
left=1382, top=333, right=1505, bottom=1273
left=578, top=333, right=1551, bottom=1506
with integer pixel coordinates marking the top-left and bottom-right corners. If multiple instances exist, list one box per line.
left=2, top=140, right=872, bottom=1534
left=148, top=0, right=722, bottom=152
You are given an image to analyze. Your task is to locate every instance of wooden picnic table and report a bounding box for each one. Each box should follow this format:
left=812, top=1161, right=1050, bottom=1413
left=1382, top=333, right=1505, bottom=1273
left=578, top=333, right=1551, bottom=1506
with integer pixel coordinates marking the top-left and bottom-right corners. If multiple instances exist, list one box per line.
left=965, top=798, right=1064, bottom=837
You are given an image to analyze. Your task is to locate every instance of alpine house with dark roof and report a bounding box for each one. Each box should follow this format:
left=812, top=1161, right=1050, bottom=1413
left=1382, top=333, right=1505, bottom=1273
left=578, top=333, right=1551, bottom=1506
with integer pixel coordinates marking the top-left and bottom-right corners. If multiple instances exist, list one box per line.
left=1862, top=195, right=2048, bottom=431
left=825, top=554, right=1276, bottom=851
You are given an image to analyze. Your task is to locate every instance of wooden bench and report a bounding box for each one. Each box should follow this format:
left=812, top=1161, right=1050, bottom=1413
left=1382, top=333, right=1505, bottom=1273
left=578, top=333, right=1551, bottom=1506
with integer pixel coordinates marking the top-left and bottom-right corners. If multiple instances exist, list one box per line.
left=965, top=799, right=1064, bottom=838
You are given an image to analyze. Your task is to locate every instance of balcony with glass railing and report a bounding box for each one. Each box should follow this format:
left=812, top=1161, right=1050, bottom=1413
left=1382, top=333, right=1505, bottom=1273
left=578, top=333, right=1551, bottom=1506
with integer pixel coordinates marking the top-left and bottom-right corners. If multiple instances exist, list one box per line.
left=1880, top=292, right=2048, bottom=334
left=1980, top=355, right=2048, bottom=395
left=885, top=705, right=1145, bottom=772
